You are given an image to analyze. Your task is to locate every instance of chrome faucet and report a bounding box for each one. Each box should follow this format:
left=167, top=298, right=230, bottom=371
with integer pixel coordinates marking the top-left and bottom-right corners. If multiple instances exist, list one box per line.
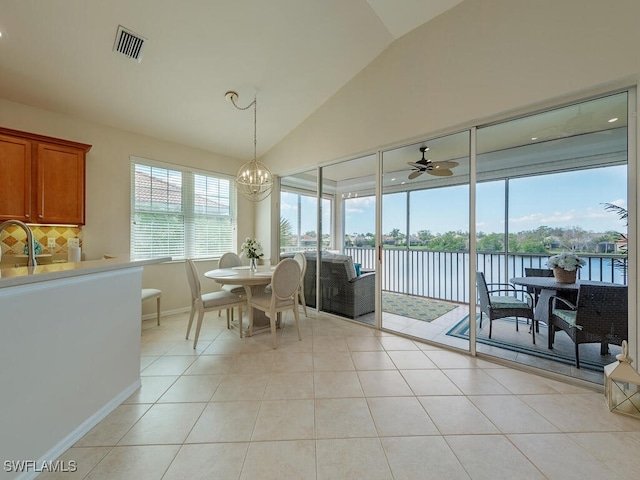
left=0, top=219, right=37, bottom=267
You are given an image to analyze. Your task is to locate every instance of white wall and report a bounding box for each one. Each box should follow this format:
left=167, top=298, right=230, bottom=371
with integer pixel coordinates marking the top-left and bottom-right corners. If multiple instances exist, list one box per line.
left=0, top=98, right=256, bottom=313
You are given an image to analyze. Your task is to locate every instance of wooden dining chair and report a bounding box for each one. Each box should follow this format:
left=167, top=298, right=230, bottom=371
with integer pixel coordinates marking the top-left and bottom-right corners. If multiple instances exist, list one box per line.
left=185, top=259, right=246, bottom=348
left=247, top=258, right=301, bottom=349
left=218, top=252, right=245, bottom=319
left=293, top=252, right=308, bottom=317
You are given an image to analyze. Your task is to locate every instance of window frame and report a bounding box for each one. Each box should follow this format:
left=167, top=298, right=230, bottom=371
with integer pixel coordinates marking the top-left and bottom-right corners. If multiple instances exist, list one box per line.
left=130, top=157, right=237, bottom=261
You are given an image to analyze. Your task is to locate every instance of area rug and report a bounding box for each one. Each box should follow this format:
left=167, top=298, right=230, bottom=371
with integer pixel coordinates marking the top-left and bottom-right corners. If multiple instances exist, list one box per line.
left=446, top=315, right=620, bottom=372
left=382, top=292, right=457, bottom=323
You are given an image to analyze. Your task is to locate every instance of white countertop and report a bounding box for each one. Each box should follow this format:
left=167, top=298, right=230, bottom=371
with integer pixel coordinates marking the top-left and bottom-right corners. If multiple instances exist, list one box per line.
left=0, top=256, right=171, bottom=288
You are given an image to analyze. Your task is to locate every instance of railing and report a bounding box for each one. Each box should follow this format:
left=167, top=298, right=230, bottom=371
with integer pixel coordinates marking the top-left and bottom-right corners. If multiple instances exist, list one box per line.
left=345, top=247, right=627, bottom=303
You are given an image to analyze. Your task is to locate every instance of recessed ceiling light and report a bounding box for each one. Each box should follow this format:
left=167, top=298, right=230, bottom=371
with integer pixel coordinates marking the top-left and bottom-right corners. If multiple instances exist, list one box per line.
left=608, top=117, right=619, bottom=123
left=391, top=178, right=396, bottom=182
left=531, top=137, right=538, bottom=141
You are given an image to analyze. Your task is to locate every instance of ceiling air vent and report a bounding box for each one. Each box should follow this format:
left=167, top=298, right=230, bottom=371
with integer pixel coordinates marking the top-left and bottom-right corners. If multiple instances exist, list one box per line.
left=113, top=25, right=147, bottom=63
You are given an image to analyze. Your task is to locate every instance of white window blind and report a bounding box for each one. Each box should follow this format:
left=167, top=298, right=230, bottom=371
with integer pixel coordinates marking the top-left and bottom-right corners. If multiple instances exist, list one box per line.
left=131, top=160, right=236, bottom=260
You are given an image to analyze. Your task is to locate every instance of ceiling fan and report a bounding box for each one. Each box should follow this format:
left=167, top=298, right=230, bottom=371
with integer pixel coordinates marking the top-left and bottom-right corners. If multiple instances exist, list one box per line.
left=407, top=147, right=458, bottom=179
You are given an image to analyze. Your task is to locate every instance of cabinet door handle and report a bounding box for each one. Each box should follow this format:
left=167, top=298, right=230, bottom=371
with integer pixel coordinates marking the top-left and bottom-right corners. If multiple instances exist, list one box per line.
left=38, top=214, right=43, bottom=218
left=25, top=214, right=30, bottom=218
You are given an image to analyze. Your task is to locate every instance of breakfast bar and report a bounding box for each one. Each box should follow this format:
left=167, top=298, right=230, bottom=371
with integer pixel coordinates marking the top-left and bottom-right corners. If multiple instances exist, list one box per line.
left=0, top=256, right=169, bottom=478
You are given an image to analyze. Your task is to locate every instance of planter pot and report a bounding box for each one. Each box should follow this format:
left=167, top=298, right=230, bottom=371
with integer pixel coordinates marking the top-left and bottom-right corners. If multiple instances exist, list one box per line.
left=553, top=267, right=577, bottom=284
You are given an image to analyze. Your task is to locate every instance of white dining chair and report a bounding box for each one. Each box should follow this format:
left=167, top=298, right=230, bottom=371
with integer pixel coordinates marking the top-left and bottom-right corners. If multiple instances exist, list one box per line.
left=141, top=288, right=162, bottom=326
left=185, top=259, right=246, bottom=348
left=247, top=258, right=301, bottom=349
left=218, top=252, right=245, bottom=319
left=293, top=252, right=308, bottom=317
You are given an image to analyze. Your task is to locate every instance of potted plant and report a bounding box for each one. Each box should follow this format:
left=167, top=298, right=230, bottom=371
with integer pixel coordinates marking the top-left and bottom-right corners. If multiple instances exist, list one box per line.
left=547, top=252, right=586, bottom=283
left=241, top=237, right=264, bottom=271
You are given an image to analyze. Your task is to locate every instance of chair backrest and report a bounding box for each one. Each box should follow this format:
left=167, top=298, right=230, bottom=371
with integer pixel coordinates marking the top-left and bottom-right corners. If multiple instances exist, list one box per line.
left=293, top=252, right=307, bottom=282
left=185, top=259, right=201, bottom=301
left=575, top=284, right=628, bottom=340
left=524, top=268, right=554, bottom=278
left=219, top=252, right=242, bottom=268
left=271, top=258, right=301, bottom=300
left=475, top=271, right=491, bottom=311
left=524, top=268, right=554, bottom=295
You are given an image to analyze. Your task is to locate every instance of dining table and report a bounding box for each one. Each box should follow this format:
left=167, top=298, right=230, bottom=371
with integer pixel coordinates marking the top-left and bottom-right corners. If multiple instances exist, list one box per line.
left=204, top=265, right=275, bottom=336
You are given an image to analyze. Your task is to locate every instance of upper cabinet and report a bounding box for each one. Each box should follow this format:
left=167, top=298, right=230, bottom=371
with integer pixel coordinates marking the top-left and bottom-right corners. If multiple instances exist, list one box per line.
left=0, top=127, right=92, bottom=225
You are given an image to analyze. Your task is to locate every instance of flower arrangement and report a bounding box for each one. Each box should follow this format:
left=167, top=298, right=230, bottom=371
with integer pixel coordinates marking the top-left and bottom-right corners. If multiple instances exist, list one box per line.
left=547, top=252, right=586, bottom=272
left=241, top=237, right=264, bottom=259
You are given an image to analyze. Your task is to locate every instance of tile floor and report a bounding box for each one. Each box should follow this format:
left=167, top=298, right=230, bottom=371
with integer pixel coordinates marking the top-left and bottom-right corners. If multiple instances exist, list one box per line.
left=41, top=309, right=640, bottom=479
left=379, top=304, right=605, bottom=384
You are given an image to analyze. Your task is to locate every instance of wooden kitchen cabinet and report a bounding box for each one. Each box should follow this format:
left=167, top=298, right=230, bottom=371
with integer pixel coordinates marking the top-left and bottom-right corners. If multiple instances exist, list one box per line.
left=0, top=127, right=91, bottom=225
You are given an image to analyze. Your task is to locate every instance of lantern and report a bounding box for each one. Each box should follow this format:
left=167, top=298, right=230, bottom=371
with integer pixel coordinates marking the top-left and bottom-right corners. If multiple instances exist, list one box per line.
left=604, top=341, right=640, bottom=418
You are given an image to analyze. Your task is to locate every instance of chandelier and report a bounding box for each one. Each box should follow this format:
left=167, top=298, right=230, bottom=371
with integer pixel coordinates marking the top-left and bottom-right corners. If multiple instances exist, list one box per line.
left=225, top=91, right=274, bottom=202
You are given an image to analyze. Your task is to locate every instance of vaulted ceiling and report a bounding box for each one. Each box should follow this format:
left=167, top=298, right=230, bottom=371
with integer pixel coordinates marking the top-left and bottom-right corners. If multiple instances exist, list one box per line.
left=0, top=0, right=463, bottom=161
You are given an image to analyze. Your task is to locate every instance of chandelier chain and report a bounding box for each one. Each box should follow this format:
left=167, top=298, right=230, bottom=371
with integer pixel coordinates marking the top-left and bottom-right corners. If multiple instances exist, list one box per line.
left=229, top=95, right=257, bottom=162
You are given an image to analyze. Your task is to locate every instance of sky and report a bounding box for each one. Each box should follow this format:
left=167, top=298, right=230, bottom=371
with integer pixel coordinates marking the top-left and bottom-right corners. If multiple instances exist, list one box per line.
left=282, top=164, right=627, bottom=237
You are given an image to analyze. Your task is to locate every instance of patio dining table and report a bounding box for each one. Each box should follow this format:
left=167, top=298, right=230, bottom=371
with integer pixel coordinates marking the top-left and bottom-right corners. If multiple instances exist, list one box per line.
left=510, top=276, right=621, bottom=324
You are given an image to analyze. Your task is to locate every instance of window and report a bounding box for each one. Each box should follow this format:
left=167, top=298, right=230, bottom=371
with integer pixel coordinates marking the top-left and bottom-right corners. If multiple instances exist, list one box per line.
left=279, top=187, right=332, bottom=254
left=131, top=159, right=236, bottom=260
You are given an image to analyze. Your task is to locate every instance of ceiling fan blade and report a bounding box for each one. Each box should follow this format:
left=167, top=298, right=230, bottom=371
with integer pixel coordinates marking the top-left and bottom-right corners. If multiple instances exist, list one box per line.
left=432, top=160, right=459, bottom=169
left=427, top=168, right=453, bottom=177
left=408, top=170, right=423, bottom=179
left=408, top=162, right=428, bottom=169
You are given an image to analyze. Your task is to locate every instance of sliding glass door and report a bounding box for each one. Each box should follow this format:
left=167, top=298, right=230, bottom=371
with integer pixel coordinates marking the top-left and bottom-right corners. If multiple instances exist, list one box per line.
left=475, top=92, right=629, bottom=381
left=380, top=131, right=470, bottom=349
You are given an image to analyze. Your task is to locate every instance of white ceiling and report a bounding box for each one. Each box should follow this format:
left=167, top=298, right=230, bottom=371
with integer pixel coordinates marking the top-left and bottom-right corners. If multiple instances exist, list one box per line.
left=0, top=0, right=463, bottom=161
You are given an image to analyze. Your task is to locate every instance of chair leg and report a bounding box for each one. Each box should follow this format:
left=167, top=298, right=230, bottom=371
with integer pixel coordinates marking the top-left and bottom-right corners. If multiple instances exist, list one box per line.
left=299, top=287, right=308, bottom=317
left=238, top=305, right=243, bottom=338
left=270, top=307, right=278, bottom=349
left=226, top=308, right=231, bottom=329
left=515, top=316, right=519, bottom=332
left=193, top=309, right=205, bottom=349
left=293, top=303, right=302, bottom=341
left=575, top=343, right=580, bottom=369
left=489, top=318, right=492, bottom=339
left=186, top=303, right=196, bottom=339
left=156, top=296, right=161, bottom=326
left=531, top=319, right=536, bottom=345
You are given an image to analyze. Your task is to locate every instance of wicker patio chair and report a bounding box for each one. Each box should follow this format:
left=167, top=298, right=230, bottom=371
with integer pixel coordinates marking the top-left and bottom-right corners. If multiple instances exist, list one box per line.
left=524, top=268, right=554, bottom=332
left=476, top=271, right=535, bottom=341
left=548, top=284, right=627, bottom=369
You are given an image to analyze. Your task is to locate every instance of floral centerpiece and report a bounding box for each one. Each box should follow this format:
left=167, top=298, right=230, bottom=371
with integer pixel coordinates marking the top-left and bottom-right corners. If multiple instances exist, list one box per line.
left=241, top=237, right=263, bottom=271
left=547, top=252, right=586, bottom=283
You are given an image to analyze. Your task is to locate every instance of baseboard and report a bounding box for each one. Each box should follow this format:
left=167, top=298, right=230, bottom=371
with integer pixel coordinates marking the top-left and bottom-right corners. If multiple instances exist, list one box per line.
left=142, top=306, right=190, bottom=321
left=15, top=379, right=142, bottom=480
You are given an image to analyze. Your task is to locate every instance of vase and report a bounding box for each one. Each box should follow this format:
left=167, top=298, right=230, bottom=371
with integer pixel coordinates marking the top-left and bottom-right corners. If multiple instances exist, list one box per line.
left=553, top=267, right=577, bottom=284
left=249, top=257, right=258, bottom=272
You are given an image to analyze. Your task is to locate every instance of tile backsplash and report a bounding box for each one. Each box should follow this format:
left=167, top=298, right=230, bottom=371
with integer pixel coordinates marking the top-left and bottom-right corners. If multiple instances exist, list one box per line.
left=0, top=225, right=82, bottom=256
